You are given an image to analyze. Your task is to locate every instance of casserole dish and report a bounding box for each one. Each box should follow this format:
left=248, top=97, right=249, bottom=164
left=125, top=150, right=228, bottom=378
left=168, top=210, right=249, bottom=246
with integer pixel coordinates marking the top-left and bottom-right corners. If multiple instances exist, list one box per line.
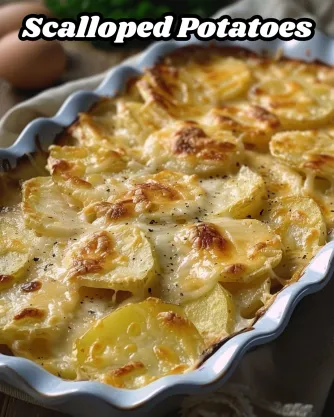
left=0, top=30, right=334, bottom=417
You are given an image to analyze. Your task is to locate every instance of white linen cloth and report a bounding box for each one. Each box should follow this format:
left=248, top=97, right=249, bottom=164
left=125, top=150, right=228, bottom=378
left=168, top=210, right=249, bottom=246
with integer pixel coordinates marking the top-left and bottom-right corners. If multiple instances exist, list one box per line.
left=1, top=0, right=334, bottom=416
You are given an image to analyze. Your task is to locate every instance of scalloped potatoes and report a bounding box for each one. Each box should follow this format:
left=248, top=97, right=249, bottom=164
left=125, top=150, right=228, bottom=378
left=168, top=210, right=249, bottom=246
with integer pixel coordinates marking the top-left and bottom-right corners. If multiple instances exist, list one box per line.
left=0, top=46, right=332, bottom=390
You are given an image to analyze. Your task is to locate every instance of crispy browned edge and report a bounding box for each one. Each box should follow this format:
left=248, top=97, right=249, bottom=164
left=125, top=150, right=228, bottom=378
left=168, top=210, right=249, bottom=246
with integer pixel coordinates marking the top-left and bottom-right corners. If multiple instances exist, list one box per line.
left=0, top=44, right=332, bottom=374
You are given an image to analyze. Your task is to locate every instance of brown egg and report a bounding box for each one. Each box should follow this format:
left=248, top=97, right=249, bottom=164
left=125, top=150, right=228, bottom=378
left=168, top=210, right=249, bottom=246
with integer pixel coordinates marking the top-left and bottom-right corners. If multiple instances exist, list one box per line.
left=0, top=31, right=66, bottom=90
left=0, top=2, right=52, bottom=39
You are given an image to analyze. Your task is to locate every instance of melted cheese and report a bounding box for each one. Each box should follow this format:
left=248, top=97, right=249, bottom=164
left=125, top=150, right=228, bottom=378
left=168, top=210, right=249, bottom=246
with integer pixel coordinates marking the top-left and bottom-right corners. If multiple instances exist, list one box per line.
left=270, top=130, right=334, bottom=182
left=202, top=166, right=266, bottom=219
left=263, top=196, right=326, bottom=281
left=0, top=277, right=79, bottom=345
left=83, top=170, right=206, bottom=225
left=137, top=57, right=251, bottom=119
left=143, top=121, right=244, bottom=177
left=245, top=151, right=303, bottom=199
left=248, top=58, right=334, bottom=86
left=22, top=177, right=84, bottom=237
left=48, top=145, right=144, bottom=208
left=200, top=103, right=280, bottom=151
left=250, top=78, right=334, bottom=129
left=158, top=219, right=281, bottom=304
left=64, top=225, right=156, bottom=294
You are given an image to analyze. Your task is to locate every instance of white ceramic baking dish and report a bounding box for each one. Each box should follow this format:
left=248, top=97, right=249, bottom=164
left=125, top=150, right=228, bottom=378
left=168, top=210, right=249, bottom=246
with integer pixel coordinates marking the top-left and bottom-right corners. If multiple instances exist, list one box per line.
left=0, top=30, right=334, bottom=417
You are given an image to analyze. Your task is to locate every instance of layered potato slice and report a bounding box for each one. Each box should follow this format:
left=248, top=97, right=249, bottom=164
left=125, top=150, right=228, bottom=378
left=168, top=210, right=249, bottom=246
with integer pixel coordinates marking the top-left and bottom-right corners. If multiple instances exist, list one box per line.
left=48, top=144, right=130, bottom=176
left=143, top=121, right=244, bottom=177
left=114, top=98, right=175, bottom=141
left=263, top=196, right=326, bottom=281
left=69, top=110, right=121, bottom=148
left=68, top=98, right=135, bottom=148
left=183, top=283, right=235, bottom=347
left=22, top=177, right=84, bottom=237
left=23, top=287, right=131, bottom=380
left=137, top=56, right=251, bottom=116
left=248, top=57, right=334, bottom=88
left=270, top=130, right=334, bottom=182
left=249, top=78, right=334, bottom=129
left=245, top=151, right=303, bottom=199
left=75, top=298, right=204, bottom=388
left=303, top=177, right=334, bottom=228
left=84, top=170, right=205, bottom=224
left=0, top=208, right=34, bottom=290
left=201, top=103, right=280, bottom=151
left=202, top=166, right=266, bottom=219
left=47, top=144, right=139, bottom=207
left=0, top=277, right=79, bottom=347
left=69, top=97, right=172, bottom=148
left=248, top=58, right=334, bottom=85
left=224, top=275, right=272, bottom=320
left=64, top=225, right=156, bottom=294
left=162, top=219, right=282, bottom=304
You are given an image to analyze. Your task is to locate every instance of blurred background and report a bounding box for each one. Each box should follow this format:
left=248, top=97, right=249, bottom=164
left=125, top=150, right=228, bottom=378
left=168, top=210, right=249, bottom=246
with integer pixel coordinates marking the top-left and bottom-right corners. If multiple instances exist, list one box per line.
left=0, top=0, right=233, bottom=118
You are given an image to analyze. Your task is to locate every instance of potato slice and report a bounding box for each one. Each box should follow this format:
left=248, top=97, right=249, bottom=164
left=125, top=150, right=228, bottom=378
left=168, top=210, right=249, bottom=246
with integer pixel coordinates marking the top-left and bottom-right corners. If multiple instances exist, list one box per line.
left=250, top=78, right=334, bottom=129
left=201, top=104, right=280, bottom=151
left=224, top=276, right=272, bottom=320
left=0, top=209, right=32, bottom=289
left=264, top=196, right=326, bottom=250
left=181, top=56, right=251, bottom=103
left=270, top=130, right=334, bottom=181
left=137, top=58, right=251, bottom=121
left=70, top=112, right=116, bottom=147
left=163, top=219, right=282, bottom=304
left=248, top=58, right=334, bottom=86
left=12, top=286, right=124, bottom=381
left=68, top=97, right=132, bottom=148
left=112, top=99, right=160, bottom=145
left=71, top=97, right=173, bottom=148
left=48, top=145, right=135, bottom=207
left=75, top=298, right=204, bottom=388
left=303, top=177, right=334, bottom=228
left=312, top=193, right=334, bottom=229
left=0, top=277, right=79, bottom=345
left=263, top=196, right=326, bottom=280
left=202, top=166, right=266, bottom=219
left=84, top=170, right=205, bottom=224
left=184, top=283, right=235, bottom=347
left=143, top=121, right=244, bottom=177
left=22, top=177, right=84, bottom=237
left=245, top=150, right=303, bottom=199
left=116, top=95, right=175, bottom=138
left=48, top=145, right=129, bottom=176
left=64, top=225, right=156, bottom=294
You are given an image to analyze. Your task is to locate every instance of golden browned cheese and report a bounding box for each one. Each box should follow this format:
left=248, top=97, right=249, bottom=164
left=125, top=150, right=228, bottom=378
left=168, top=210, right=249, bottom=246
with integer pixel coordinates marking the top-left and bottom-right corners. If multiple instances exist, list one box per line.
left=0, top=46, right=332, bottom=389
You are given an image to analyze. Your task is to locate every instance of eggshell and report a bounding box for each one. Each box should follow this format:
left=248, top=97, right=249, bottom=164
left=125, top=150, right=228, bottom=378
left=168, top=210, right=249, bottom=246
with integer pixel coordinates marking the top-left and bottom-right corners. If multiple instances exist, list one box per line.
left=0, top=2, right=52, bottom=39
left=0, top=31, right=66, bottom=90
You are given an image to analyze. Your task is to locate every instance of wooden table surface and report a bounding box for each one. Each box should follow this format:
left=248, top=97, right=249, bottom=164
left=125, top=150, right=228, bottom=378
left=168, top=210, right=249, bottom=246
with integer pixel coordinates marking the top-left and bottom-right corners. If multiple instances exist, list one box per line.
left=0, top=40, right=142, bottom=417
